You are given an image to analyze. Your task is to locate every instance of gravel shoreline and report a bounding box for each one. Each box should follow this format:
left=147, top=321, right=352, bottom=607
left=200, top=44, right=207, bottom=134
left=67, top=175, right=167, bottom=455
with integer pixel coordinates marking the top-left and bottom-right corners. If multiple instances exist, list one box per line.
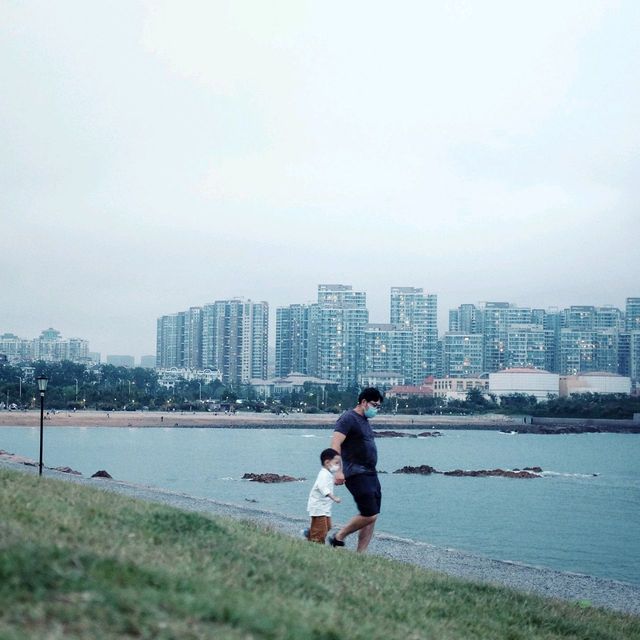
left=2, top=458, right=639, bottom=617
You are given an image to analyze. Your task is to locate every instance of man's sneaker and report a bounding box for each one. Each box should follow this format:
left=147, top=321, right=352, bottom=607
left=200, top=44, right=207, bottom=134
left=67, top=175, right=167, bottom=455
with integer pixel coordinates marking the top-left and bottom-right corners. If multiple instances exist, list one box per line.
left=328, top=535, right=345, bottom=547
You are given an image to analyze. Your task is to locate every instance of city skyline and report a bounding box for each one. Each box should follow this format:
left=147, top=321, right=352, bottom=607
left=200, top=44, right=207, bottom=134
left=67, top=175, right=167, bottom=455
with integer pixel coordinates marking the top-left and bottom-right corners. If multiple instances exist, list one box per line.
left=3, top=290, right=639, bottom=361
left=153, top=291, right=640, bottom=389
left=2, top=2, right=639, bottom=360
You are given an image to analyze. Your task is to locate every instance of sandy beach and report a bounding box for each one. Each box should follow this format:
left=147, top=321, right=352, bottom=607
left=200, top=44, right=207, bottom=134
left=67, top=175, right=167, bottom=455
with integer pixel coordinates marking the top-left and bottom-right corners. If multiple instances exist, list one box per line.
left=0, top=409, right=519, bottom=429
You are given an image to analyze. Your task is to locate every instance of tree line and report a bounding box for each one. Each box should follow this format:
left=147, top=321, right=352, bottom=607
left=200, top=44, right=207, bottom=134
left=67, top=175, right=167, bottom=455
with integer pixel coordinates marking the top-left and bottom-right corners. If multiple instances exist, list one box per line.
left=1, top=361, right=638, bottom=418
left=0, top=361, right=367, bottom=413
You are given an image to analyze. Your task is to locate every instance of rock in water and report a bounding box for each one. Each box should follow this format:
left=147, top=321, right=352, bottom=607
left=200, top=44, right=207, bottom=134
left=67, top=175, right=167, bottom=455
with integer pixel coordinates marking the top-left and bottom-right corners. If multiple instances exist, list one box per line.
left=393, top=465, right=440, bottom=475
left=373, top=431, right=417, bottom=438
left=443, top=468, right=540, bottom=479
left=392, top=465, right=543, bottom=478
left=53, top=466, right=82, bottom=475
left=242, top=472, right=303, bottom=483
left=91, top=469, right=113, bottom=479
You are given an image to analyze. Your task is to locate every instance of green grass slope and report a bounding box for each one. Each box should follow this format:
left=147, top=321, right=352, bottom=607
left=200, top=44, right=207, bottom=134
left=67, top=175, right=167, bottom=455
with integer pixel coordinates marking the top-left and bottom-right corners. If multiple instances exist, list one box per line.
left=0, top=468, right=638, bottom=640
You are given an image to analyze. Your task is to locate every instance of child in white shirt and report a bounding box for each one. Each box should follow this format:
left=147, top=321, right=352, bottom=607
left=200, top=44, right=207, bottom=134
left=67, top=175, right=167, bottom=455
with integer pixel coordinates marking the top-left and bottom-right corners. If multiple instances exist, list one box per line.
left=306, top=448, right=341, bottom=544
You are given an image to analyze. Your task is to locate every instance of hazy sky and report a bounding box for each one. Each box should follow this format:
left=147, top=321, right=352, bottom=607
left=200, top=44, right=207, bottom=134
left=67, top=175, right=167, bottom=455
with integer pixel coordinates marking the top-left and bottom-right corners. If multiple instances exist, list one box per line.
left=2, top=1, right=639, bottom=359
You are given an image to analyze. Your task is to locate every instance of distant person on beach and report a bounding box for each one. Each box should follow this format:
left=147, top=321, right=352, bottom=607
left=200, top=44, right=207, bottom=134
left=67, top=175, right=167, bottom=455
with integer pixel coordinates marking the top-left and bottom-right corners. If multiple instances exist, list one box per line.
left=328, top=387, right=383, bottom=552
left=305, top=448, right=341, bottom=544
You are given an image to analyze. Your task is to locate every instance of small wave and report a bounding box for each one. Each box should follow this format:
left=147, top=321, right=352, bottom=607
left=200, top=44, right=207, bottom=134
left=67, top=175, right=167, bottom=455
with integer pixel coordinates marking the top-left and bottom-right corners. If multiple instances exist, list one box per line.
left=301, top=434, right=318, bottom=438
left=541, top=471, right=599, bottom=479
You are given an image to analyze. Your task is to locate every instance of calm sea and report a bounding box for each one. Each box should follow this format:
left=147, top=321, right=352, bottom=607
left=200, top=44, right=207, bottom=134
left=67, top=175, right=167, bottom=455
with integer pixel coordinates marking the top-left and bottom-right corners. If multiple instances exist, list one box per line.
left=2, top=426, right=639, bottom=585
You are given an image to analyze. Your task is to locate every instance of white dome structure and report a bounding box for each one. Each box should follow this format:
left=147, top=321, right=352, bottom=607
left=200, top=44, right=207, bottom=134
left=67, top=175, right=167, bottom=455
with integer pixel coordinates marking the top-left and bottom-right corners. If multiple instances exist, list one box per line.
left=489, top=368, right=560, bottom=402
left=560, top=372, right=631, bottom=397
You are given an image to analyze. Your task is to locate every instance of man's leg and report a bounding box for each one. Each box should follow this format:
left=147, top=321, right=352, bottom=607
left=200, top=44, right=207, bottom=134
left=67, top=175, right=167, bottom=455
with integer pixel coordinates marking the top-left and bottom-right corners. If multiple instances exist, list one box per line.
left=356, top=520, right=377, bottom=552
left=332, top=474, right=381, bottom=551
left=334, top=513, right=377, bottom=550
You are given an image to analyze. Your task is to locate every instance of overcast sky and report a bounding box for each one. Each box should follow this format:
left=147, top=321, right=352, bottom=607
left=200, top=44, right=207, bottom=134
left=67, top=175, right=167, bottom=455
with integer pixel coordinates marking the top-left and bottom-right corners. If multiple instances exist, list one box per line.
left=2, top=1, right=638, bottom=360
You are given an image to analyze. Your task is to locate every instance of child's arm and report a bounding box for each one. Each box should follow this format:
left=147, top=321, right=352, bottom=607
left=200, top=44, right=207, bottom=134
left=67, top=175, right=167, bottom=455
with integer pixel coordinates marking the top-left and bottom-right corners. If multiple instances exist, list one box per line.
left=327, top=493, right=341, bottom=503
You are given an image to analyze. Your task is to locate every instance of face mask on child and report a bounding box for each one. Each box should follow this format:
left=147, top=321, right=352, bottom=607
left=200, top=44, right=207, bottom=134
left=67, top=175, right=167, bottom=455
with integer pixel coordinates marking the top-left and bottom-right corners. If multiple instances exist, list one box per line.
left=329, top=464, right=340, bottom=473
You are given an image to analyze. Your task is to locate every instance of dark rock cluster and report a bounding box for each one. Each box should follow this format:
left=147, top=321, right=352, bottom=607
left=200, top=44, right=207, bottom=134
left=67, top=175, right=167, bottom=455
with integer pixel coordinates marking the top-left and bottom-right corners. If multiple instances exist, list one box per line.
left=393, top=464, right=543, bottom=479
left=242, top=472, right=304, bottom=483
left=374, top=431, right=417, bottom=438
left=373, top=430, right=443, bottom=438
left=91, top=469, right=113, bottom=479
left=53, top=466, right=82, bottom=475
left=443, top=468, right=540, bottom=479
left=518, top=425, right=602, bottom=435
left=394, top=465, right=439, bottom=475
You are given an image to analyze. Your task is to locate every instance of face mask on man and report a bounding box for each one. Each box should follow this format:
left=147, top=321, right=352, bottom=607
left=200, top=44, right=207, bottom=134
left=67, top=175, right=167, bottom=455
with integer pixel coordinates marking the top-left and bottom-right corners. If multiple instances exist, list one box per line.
left=364, top=406, right=378, bottom=419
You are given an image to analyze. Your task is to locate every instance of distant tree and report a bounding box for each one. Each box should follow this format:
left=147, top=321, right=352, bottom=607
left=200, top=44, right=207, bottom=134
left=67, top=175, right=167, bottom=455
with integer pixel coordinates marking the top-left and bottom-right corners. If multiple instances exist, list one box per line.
left=498, top=393, right=537, bottom=414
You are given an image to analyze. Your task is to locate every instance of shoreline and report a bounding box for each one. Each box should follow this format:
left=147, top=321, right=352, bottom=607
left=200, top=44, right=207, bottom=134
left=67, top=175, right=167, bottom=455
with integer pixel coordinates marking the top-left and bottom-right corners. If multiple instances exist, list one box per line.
left=0, top=409, right=519, bottom=430
left=1, top=409, right=639, bottom=433
left=1, top=455, right=638, bottom=617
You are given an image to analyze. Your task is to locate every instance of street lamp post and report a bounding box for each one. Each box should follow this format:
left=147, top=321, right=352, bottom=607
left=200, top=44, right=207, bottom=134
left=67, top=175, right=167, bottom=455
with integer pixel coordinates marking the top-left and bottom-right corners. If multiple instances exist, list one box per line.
left=37, top=375, right=49, bottom=477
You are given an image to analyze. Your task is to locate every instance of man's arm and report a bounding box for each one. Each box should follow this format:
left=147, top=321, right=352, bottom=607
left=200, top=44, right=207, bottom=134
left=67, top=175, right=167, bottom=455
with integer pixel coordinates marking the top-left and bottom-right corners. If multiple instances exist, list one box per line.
left=331, top=431, right=346, bottom=454
left=331, top=431, right=346, bottom=485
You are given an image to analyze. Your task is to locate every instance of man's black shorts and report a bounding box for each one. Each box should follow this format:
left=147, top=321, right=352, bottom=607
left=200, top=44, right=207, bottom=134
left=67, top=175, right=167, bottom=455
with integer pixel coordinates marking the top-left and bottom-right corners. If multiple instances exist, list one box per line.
left=345, top=473, right=381, bottom=517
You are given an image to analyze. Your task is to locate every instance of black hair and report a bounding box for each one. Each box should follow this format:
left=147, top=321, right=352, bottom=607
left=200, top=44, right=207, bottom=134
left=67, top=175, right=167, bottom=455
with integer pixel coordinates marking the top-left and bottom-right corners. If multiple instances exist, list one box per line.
left=320, top=448, right=339, bottom=464
left=358, top=387, right=384, bottom=404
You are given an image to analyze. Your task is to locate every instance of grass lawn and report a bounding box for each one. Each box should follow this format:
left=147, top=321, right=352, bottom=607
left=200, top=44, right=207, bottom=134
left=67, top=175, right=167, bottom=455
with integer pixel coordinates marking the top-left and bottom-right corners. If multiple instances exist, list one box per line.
left=1, top=468, right=638, bottom=640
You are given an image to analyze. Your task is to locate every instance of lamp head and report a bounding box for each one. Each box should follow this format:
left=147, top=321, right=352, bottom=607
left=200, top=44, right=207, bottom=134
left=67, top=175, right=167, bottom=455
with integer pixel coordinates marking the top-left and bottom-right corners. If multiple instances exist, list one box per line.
left=37, top=375, right=49, bottom=393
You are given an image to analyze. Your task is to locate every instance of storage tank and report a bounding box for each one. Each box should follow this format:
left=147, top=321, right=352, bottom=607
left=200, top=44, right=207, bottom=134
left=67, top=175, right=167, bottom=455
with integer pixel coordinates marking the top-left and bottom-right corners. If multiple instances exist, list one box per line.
left=560, top=372, right=631, bottom=396
left=489, top=368, right=560, bottom=401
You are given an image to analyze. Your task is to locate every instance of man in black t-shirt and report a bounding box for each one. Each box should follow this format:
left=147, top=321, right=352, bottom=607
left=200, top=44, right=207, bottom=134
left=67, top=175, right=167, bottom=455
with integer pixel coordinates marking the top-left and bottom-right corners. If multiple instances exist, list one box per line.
left=328, top=387, right=383, bottom=552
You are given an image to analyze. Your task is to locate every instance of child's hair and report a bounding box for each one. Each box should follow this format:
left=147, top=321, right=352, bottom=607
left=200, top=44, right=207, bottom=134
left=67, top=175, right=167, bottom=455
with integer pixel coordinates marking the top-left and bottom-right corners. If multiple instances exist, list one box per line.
left=320, top=448, right=339, bottom=464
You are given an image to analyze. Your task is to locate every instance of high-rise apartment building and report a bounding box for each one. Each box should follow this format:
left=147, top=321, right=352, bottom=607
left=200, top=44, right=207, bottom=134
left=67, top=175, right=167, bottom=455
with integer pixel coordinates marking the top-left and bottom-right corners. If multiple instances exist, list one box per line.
left=275, top=304, right=318, bottom=377
left=558, top=330, right=597, bottom=375
left=156, top=313, right=185, bottom=369
left=441, top=333, right=483, bottom=377
left=158, top=299, right=268, bottom=386
left=183, top=307, right=203, bottom=370
left=594, top=329, right=619, bottom=373
left=542, top=311, right=562, bottom=373
left=446, top=300, right=636, bottom=378
left=620, top=298, right=640, bottom=382
left=626, top=298, right=640, bottom=332
left=316, top=284, right=368, bottom=389
left=506, top=324, right=547, bottom=370
left=200, top=299, right=268, bottom=386
left=362, top=323, right=413, bottom=383
left=390, top=287, right=438, bottom=383
left=32, top=329, right=89, bottom=363
left=0, top=333, right=33, bottom=362
left=242, top=300, right=269, bottom=384
left=561, top=305, right=624, bottom=332
left=0, top=329, right=89, bottom=364
left=478, top=303, right=533, bottom=372
left=448, top=304, right=480, bottom=334
left=630, top=332, right=640, bottom=382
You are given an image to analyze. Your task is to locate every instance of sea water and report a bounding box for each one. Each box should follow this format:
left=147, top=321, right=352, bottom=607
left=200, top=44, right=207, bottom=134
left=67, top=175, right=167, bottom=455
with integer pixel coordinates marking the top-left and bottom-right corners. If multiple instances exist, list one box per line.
left=2, top=426, right=638, bottom=585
